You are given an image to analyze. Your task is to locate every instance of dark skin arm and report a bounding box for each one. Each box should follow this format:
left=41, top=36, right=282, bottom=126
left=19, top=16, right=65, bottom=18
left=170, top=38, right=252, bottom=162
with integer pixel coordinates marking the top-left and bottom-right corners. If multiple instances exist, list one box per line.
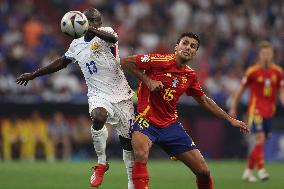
left=16, top=57, right=71, bottom=86
left=86, top=26, right=118, bottom=44
left=193, top=95, right=249, bottom=134
left=120, top=56, right=164, bottom=91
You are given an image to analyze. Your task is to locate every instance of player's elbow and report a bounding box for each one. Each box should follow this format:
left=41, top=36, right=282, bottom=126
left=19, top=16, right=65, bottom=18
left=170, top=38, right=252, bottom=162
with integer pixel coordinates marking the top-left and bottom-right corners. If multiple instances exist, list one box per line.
left=195, top=95, right=209, bottom=106
left=121, top=56, right=135, bottom=70
left=120, top=57, right=128, bottom=70
left=59, top=56, right=71, bottom=69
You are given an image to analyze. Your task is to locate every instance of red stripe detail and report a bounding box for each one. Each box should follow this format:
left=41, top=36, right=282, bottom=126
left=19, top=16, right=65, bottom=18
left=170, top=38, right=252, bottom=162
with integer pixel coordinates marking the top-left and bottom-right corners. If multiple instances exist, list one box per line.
left=113, top=46, right=117, bottom=58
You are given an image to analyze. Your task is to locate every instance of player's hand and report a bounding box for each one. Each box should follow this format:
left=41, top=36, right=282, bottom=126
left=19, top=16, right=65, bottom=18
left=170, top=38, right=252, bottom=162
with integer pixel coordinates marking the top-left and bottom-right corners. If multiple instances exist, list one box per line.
left=229, top=108, right=237, bottom=118
left=16, top=73, right=35, bottom=86
left=229, top=117, right=249, bottom=134
left=146, top=79, right=164, bottom=91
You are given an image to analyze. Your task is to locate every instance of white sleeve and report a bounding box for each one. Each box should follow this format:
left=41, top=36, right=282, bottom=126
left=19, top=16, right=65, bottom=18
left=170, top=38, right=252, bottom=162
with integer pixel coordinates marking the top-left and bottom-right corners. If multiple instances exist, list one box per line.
left=64, top=41, right=76, bottom=62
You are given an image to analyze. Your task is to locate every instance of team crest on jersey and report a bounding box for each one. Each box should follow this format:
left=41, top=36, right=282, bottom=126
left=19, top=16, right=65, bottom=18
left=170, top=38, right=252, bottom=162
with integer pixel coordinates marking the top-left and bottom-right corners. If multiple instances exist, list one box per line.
left=257, top=76, right=263, bottom=83
left=164, top=73, right=172, bottom=77
left=141, top=55, right=150, bottom=63
left=271, top=74, right=277, bottom=82
left=264, top=78, right=271, bottom=86
left=172, top=78, right=179, bottom=88
left=91, top=42, right=99, bottom=51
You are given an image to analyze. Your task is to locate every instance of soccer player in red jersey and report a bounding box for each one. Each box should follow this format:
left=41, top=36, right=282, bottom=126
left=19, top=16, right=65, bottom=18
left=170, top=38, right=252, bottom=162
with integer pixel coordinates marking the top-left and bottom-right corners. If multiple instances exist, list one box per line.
left=230, top=41, right=284, bottom=182
left=121, top=32, right=249, bottom=189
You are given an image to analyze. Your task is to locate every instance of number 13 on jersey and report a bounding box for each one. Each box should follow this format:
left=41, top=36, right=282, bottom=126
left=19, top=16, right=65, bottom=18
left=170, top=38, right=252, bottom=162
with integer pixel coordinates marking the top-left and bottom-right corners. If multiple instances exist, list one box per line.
left=86, top=61, right=97, bottom=74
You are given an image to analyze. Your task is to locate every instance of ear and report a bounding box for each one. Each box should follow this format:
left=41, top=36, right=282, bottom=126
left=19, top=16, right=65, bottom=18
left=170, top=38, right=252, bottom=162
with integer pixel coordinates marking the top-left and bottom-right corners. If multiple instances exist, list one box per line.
left=174, top=44, right=178, bottom=52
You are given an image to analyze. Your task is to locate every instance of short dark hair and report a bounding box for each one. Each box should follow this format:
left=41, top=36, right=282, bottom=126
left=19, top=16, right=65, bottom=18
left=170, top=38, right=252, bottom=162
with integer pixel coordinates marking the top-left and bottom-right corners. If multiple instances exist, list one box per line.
left=83, top=8, right=101, bottom=19
left=176, top=32, right=200, bottom=49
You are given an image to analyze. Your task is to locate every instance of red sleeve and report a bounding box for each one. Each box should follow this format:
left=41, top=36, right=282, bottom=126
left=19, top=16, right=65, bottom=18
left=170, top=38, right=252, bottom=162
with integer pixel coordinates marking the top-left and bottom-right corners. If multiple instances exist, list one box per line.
left=135, top=54, right=175, bottom=70
left=135, top=54, right=152, bottom=70
left=186, top=72, right=205, bottom=97
left=241, top=68, right=254, bottom=87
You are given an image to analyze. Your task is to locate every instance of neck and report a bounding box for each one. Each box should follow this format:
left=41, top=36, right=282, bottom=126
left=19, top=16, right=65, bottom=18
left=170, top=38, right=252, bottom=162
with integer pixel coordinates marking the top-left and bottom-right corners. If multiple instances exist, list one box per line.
left=176, top=55, right=189, bottom=68
left=260, top=60, right=271, bottom=69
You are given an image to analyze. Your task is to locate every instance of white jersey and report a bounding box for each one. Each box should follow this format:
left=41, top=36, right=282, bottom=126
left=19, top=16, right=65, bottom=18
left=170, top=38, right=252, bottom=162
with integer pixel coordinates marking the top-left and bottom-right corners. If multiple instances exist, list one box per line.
left=64, top=27, right=134, bottom=103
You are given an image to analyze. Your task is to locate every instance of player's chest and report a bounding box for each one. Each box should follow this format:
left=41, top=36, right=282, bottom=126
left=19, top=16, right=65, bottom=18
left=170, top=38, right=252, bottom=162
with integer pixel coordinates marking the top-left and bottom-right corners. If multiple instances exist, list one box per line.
left=251, top=71, right=278, bottom=87
left=150, top=71, right=191, bottom=94
left=89, top=39, right=108, bottom=53
left=75, top=38, right=110, bottom=57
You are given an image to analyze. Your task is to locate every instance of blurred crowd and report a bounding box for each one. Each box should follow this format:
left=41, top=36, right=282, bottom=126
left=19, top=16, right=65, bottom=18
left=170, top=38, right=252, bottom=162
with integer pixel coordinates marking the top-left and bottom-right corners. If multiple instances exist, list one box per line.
left=0, top=111, right=124, bottom=161
left=1, top=0, right=284, bottom=105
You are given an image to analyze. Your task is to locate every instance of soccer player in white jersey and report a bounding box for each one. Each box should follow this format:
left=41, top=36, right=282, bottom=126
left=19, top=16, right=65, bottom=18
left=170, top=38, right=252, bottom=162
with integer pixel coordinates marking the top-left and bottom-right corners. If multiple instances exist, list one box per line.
left=16, top=8, right=135, bottom=189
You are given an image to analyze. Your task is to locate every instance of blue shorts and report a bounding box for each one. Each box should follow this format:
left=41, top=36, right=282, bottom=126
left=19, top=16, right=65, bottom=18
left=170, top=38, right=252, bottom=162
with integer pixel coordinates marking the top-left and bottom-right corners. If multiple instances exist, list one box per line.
left=249, top=115, right=272, bottom=138
left=130, top=117, right=197, bottom=156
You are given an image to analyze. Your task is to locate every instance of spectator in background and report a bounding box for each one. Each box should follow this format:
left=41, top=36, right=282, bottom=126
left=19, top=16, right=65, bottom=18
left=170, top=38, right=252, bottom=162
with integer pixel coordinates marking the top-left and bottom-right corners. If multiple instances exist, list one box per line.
left=1, top=116, right=32, bottom=161
left=1, top=117, right=21, bottom=160
left=18, top=117, right=34, bottom=161
left=0, top=0, right=284, bottom=107
left=70, top=114, right=93, bottom=159
left=29, top=111, right=54, bottom=161
left=0, top=57, right=16, bottom=96
left=48, top=112, right=71, bottom=160
left=204, top=69, right=227, bottom=105
left=23, top=16, right=43, bottom=49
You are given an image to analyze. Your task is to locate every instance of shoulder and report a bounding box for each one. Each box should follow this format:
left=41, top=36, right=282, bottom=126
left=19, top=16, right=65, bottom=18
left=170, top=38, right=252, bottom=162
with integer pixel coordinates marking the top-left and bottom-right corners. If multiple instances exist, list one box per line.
left=136, top=54, right=175, bottom=64
left=271, top=63, right=283, bottom=74
left=149, top=54, right=175, bottom=62
left=69, top=37, right=83, bottom=47
left=185, top=66, right=198, bottom=79
left=245, top=64, right=261, bottom=76
left=185, top=65, right=195, bottom=72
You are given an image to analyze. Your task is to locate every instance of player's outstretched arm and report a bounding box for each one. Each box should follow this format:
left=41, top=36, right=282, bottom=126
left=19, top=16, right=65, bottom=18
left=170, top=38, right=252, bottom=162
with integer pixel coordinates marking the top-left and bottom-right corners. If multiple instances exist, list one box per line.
left=229, top=85, right=245, bottom=118
left=16, top=57, right=72, bottom=86
left=88, top=26, right=118, bottom=43
left=193, top=95, right=249, bottom=134
left=121, top=56, right=163, bottom=91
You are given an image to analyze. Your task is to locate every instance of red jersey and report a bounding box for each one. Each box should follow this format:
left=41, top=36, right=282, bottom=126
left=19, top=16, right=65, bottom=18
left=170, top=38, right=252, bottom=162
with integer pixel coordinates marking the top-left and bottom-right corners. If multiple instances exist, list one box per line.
left=242, top=63, right=284, bottom=118
left=135, top=54, right=204, bottom=128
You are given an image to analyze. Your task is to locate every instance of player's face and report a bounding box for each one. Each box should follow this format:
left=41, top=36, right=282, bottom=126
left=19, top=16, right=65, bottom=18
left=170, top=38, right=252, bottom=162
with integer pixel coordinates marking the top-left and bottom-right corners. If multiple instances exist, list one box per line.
left=175, top=37, right=198, bottom=62
left=88, top=15, right=102, bottom=28
left=259, top=47, right=274, bottom=63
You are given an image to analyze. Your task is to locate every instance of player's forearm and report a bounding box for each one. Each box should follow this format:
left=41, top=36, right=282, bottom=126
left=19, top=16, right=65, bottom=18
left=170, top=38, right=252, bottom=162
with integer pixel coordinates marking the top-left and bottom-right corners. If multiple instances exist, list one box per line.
left=121, top=57, right=151, bottom=84
left=198, top=96, right=233, bottom=123
left=32, top=57, right=69, bottom=78
left=88, top=27, right=117, bottom=43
